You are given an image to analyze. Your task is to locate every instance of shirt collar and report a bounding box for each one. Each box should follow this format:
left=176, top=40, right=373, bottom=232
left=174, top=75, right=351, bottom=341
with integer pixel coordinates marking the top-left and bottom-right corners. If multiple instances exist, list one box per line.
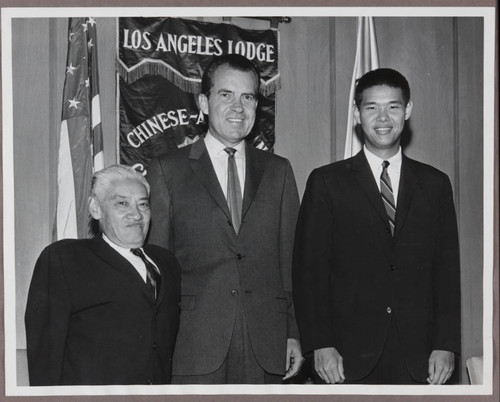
left=364, top=145, right=402, bottom=168
left=102, top=233, right=140, bottom=253
left=205, top=131, right=246, bottom=158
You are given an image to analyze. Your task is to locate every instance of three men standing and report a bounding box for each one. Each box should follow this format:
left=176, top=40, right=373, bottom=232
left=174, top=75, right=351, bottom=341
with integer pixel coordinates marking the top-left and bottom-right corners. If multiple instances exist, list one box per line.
left=293, top=68, right=461, bottom=385
left=26, top=61, right=460, bottom=387
left=147, top=54, right=303, bottom=384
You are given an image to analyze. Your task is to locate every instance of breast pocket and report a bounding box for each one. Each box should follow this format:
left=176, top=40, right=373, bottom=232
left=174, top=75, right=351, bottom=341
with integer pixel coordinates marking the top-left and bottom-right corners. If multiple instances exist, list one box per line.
left=275, top=296, right=288, bottom=314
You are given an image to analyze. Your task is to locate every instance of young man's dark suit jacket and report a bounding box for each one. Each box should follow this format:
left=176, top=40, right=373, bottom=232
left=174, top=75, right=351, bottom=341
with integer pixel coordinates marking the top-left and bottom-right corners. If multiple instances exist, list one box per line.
left=293, top=150, right=461, bottom=382
left=147, top=138, right=300, bottom=377
left=25, top=235, right=181, bottom=385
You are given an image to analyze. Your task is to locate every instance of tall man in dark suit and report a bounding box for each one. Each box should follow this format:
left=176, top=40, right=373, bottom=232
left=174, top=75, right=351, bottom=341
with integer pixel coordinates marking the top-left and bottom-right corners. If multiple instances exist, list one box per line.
left=25, top=165, right=181, bottom=385
left=147, top=54, right=303, bottom=384
left=293, top=68, right=460, bottom=385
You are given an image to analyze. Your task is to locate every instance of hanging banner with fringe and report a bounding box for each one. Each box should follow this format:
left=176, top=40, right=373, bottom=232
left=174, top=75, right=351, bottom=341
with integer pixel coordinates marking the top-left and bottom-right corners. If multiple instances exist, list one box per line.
left=118, top=17, right=280, bottom=172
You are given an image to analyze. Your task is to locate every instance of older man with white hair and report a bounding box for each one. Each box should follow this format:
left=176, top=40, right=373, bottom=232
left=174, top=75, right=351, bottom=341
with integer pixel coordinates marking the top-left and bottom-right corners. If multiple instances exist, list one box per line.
left=25, top=164, right=181, bottom=386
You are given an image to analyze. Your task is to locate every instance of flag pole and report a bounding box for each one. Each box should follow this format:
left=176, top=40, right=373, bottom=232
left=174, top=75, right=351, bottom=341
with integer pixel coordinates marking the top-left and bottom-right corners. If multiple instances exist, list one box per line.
left=343, top=17, right=380, bottom=160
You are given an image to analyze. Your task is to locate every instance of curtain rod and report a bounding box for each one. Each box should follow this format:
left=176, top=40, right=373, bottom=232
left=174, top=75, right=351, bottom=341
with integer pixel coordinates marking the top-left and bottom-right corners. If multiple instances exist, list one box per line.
left=222, top=17, right=292, bottom=28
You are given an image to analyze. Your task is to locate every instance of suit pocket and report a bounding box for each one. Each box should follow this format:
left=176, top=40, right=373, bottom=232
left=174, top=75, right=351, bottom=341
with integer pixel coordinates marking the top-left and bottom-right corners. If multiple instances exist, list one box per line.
left=180, top=295, right=196, bottom=310
left=275, top=296, right=288, bottom=313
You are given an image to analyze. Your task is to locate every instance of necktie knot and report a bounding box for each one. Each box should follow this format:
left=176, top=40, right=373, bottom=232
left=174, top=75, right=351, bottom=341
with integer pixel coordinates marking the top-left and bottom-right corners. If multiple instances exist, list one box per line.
left=382, top=160, right=390, bottom=170
left=131, top=247, right=144, bottom=258
left=224, top=147, right=237, bottom=158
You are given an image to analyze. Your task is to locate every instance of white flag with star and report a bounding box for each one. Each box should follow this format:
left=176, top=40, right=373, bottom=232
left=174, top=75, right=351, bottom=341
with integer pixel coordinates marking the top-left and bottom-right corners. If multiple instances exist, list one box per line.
left=56, top=17, right=103, bottom=240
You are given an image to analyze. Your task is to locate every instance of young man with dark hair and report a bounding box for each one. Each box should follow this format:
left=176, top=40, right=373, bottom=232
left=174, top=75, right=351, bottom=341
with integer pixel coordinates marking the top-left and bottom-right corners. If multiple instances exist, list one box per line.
left=293, top=68, right=460, bottom=385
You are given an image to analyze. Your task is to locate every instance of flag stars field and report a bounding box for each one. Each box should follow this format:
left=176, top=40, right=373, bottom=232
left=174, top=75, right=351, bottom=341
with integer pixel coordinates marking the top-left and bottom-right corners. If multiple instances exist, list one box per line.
left=57, top=17, right=104, bottom=239
left=66, top=63, right=77, bottom=75
left=68, top=98, right=81, bottom=109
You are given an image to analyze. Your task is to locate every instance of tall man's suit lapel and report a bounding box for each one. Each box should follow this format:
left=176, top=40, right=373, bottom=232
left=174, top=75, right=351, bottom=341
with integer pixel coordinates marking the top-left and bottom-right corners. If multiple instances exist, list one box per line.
left=188, top=139, right=231, bottom=221
left=242, top=144, right=265, bottom=221
left=187, top=139, right=266, bottom=231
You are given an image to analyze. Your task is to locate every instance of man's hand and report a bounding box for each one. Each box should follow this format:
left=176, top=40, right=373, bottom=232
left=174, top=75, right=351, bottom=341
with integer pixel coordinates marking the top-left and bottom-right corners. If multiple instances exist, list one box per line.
left=427, top=350, right=455, bottom=384
left=314, top=347, right=345, bottom=384
left=283, top=338, right=305, bottom=380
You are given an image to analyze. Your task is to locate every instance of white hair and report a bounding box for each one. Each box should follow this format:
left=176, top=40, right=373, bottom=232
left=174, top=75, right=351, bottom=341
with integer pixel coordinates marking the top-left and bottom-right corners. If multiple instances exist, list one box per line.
left=91, top=164, right=150, bottom=201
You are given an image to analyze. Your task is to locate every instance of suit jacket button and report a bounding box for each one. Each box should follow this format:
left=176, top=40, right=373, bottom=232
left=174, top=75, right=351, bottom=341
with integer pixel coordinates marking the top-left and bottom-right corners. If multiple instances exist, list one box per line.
left=390, top=264, right=396, bottom=271
left=237, top=253, right=243, bottom=260
left=147, top=379, right=153, bottom=384
left=387, top=307, right=392, bottom=314
left=231, top=289, right=238, bottom=296
left=152, top=342, right=158, bottom=349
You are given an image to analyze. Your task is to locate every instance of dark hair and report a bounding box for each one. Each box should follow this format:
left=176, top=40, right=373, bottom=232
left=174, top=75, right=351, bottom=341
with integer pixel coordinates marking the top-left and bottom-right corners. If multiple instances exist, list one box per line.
left=201, top=54, right=261, bottom=97
left=354, top=68, right=411, bottom=107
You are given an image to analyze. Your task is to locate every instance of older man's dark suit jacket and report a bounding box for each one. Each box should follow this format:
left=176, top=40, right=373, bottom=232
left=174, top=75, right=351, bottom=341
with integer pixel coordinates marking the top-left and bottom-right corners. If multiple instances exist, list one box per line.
left=25, top=236, right=181, bottom=385
left=293, top=151, right=461, bottom=382
left=147, top=138, right=300, bottom=376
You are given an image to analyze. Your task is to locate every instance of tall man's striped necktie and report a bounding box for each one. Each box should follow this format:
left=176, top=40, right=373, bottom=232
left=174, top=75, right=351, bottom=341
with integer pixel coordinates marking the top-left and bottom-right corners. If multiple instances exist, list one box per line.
left=224, top=147, right=242, bottom=234
left=380, top=160, right=396, bottom=236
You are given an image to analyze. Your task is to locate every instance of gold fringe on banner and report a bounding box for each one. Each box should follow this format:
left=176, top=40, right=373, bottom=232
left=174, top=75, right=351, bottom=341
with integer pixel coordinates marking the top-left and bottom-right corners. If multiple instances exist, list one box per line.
left=260, top=76, right=281, bottom=97
left=117, top=60, right=201, bottom=94
left=118, top=59, right=281, bottom=96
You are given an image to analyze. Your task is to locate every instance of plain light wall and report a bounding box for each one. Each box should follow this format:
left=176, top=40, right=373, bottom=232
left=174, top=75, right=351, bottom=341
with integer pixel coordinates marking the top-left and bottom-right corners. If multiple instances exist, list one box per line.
left=10, top=16, right=484, bottom=384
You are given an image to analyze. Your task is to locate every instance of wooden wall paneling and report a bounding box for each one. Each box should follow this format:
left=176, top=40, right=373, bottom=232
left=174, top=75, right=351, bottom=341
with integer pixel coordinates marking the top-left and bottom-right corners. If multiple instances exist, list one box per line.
left=13, top=18, right=52, bottom=348
left=97, top=17, right=119, bottom=167
left=456, top=17, right=484, bottom=381
left=276, top=17, right=333, bottom=198
left=333, top=17, right=358, bottom=162
left=51, top=18, right=70, bottom=236
left=375, top=17, right=457, bottom=185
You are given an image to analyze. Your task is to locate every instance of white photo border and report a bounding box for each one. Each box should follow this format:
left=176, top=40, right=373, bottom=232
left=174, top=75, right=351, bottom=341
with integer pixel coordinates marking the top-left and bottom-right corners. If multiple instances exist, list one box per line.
left=1, top=5, right=496, bottom=397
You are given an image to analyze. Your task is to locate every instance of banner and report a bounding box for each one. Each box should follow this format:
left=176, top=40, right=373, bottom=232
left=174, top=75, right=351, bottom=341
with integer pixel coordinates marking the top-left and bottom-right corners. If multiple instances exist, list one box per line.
left=118, top=17, right=280, bottom=172
left=344, top=17, right=379, bottom=159
left=56, top=17, right=103, bottom=240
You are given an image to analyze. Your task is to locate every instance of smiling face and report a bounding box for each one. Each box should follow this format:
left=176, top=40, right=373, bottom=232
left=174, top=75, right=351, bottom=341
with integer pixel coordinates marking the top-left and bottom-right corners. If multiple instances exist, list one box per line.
left=198, top=65, right=258, bottom=147
left=354, top=85, right=413, bottom=159
left=89, top=177, right=151, bottom=248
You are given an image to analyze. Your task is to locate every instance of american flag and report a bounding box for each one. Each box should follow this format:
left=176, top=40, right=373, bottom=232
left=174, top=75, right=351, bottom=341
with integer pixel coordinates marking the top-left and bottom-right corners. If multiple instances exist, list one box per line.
left=344, top=17, right=379, bottom=159
left=56, top=17, right=103, bottom=240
